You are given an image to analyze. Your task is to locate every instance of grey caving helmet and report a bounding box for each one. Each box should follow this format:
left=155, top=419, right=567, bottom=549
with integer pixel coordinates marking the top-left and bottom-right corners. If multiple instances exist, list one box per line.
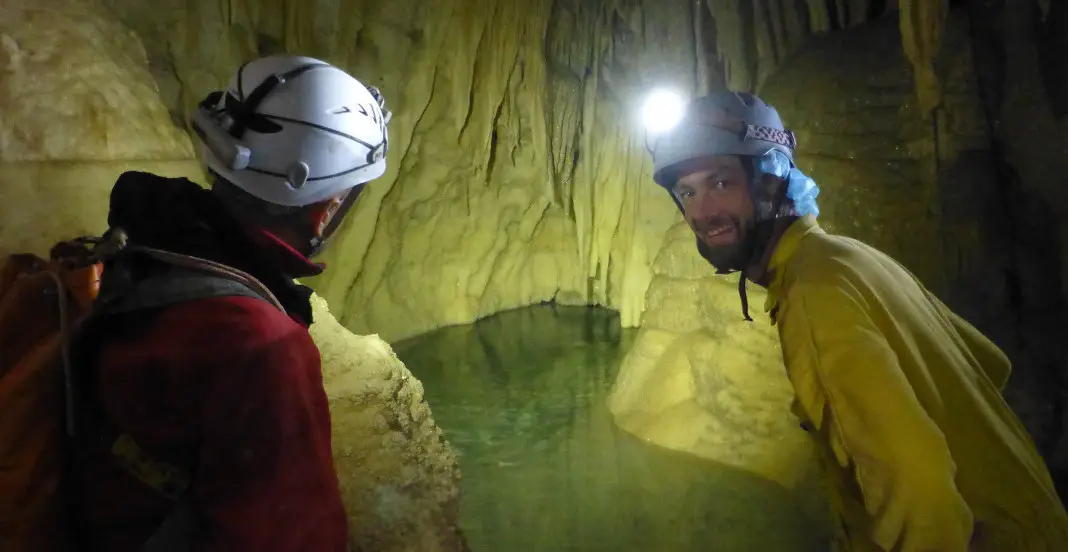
left=648, top=92, right=802, bottom=321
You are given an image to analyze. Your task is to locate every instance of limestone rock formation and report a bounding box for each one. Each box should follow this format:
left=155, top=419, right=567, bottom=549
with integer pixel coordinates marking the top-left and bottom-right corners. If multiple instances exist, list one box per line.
left=702, top=0, right=948, bottom=108
left=310, top=294, right=467, bottom=552
left=607, top=222, right=817, bottom=490
left=92, top=0, right=705, bottom=343
left=2, top=0, right=967, bottom=347
left=0, top=0, right=201, bottom=256
left=0, top=2, right=466, bottom=549
left=967, top=0, right=1068, bottom=486
left=759, top=11, right=990, bottom=303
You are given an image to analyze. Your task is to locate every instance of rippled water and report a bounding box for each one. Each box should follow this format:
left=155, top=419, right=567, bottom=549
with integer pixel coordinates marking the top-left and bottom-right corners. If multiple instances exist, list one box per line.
left=394, top=304, right=830, bottom=552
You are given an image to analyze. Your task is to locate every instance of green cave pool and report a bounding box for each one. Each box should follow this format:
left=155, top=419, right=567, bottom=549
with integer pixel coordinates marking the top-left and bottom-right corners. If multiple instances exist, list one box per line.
left=393, top=304, right=831, bottom=552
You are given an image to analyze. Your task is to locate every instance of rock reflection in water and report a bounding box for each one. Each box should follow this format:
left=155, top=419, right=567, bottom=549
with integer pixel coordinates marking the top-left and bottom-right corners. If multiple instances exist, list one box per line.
left=394, top=304, right=829, bottom=552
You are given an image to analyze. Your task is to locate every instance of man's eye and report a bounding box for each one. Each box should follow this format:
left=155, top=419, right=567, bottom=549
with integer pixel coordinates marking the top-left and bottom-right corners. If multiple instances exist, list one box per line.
left=678, top=189, right=695, bottom=199
left=713, top=180, right=728, bottom=190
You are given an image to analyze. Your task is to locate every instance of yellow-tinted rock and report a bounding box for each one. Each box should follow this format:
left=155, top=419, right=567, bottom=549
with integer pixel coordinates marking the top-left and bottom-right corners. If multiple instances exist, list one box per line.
left=0, top=0, right=202, bottom=258
left=607, top=286, right=816, bottom=489
left=0, top=161, right=202, bottom=258
left=0, top=0, right=193, bottom=163
left=93, top=0, right=694, bottom=342
left=310, top=294, right=466, bottom=552
left=612, top=218, right=815, bottom=489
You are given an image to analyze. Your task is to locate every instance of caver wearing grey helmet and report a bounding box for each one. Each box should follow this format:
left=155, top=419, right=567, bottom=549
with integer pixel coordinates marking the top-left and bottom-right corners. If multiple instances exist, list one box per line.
left=648, top=91, right=820, bottom=320
left=644, top=89, right=1068, bottom=552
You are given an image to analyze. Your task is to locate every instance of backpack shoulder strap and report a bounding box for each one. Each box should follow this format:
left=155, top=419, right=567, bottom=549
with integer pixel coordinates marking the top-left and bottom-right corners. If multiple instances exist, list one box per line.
left=93, top=267, right=276, bottom=317
left=90, top=247, right=286, bottom=318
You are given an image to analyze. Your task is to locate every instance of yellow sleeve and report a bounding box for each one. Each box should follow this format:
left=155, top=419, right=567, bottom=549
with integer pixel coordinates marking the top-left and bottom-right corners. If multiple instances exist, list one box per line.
left=779, top=282, right=974, bottom=552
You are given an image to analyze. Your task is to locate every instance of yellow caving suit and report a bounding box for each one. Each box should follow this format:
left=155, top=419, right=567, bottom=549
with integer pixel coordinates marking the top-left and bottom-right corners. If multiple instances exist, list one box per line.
left=765, top=215, right=1068, bottom=551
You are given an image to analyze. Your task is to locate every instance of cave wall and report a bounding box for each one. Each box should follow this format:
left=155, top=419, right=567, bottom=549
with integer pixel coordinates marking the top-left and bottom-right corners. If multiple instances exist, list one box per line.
left=78, top=0, right=954, bottom=345
left=86, top=0, right=707, bottom=343
left=1, top=0, right=958, bottom=347
left=966, top=0, right=1068, bottom=488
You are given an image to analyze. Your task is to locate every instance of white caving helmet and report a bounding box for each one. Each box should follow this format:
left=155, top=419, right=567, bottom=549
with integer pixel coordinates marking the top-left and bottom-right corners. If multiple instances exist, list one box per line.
left=190, top=54, right=392, bottom=208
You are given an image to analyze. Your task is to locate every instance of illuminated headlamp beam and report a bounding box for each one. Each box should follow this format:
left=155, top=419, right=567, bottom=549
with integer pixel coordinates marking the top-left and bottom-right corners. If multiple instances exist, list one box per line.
left=641, top=89, right=686, bottom=135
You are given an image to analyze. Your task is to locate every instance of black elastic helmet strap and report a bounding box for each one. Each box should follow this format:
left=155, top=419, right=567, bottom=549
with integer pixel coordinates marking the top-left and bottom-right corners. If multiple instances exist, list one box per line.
left=227, top=62, right=330, bottom=138
left=306, top=184, right=365, bottom=258
left=736, top=157, right=790, bottom=322
left=217, top=61, right=388, bottom=180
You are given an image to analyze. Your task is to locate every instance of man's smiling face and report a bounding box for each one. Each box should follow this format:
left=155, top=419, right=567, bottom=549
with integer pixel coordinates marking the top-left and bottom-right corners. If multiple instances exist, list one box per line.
left=672, top=155, right=756, bottom=271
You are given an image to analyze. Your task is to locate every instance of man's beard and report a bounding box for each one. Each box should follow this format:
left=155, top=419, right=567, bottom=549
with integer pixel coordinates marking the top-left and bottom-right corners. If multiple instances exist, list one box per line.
left=696, top=234, right=746, bottom=273
left=694, top=218, right=756, bottom=273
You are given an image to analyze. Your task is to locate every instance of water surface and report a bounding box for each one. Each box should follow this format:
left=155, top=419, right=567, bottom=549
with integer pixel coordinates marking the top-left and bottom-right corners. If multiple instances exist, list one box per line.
left=394, top=304, right=829, bottom=552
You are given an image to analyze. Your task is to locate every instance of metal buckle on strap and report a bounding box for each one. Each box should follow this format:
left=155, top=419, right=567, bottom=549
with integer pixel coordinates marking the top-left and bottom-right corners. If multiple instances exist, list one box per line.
left=111, top=434, right=192, bottom=500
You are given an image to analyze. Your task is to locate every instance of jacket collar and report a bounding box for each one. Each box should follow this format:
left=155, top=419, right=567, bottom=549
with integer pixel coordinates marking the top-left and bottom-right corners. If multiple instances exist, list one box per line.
left=243, top=226, right=325, bottom=280
left=104, top=171, right=322, bottom=327
left=764, top=215, right=823, bottom=323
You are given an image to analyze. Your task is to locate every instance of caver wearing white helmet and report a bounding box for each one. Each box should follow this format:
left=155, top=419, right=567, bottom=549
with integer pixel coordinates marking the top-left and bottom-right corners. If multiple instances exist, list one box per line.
left=649, top=91, right=820, bottom=320
left=191, top=54, right=392, bottom=257
left=68, top=55, right=395, bottom=552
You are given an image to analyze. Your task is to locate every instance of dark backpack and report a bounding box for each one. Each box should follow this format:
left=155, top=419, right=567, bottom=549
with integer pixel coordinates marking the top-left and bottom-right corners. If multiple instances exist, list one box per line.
left=0, top=230, right=284, bottom=552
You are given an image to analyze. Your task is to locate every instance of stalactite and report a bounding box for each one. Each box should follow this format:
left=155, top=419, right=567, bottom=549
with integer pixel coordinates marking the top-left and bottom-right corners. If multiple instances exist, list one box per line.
left=694, top=0, right=711, bottom=95
left=706, top=0, right=752, bottom=90
left=900, top=0, right=949, bottom=115
left=753, top=0, right=776, bottom=68
left=851, top=0, right=871, bottom=26
left=699, top=0, right=949, bottom=116
left=807, top=0, right=831, bottom=33
left=835, top=0, right=848, bottom=28
left=781, top=0, right=807, bottom=57
left=767, top=0, right=786, bottom=61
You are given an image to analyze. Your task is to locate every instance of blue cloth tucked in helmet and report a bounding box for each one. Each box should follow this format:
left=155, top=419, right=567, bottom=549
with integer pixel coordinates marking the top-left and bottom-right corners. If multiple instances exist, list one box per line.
left=755, top=150, right=820, bottom=217
left=786, top=167, right=820, bottom=218
left=757, top=149, right=792, bottom=179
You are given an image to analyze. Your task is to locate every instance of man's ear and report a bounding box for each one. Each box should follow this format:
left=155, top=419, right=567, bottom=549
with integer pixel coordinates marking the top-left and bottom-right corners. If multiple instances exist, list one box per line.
left=308, top=195, right=345, bottom=239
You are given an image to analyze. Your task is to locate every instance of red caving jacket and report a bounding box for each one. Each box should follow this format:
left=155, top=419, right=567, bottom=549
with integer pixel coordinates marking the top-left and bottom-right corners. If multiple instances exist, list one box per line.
left=73, top=171, right=348, bottom=552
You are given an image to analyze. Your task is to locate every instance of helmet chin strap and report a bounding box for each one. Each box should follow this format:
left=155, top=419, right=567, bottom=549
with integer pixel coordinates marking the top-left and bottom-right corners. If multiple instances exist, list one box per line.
left=305, top=186, right=363, bottom=259
left=734, top=173, right=790, bottom=322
